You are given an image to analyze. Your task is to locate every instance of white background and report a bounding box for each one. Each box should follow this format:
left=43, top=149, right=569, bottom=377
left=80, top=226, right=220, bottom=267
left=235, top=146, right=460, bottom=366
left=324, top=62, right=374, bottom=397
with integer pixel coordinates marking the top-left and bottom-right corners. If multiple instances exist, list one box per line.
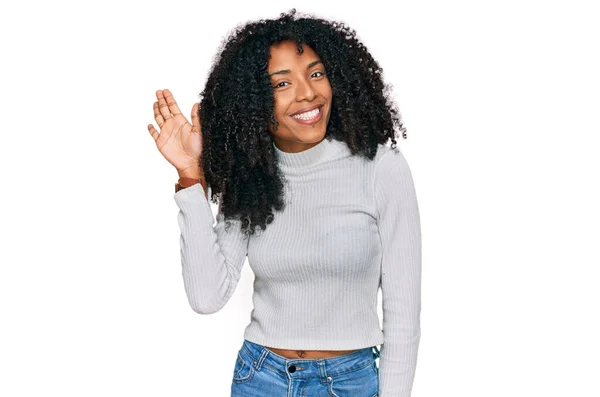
left=1, top=0, right=598, bottom=396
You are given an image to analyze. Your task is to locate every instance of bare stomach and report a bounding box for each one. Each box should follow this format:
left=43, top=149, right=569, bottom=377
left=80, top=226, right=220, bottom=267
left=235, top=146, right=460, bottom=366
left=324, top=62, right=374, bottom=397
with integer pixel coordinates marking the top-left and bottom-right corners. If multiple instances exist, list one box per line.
left=264, top=346, right=359, bottom=359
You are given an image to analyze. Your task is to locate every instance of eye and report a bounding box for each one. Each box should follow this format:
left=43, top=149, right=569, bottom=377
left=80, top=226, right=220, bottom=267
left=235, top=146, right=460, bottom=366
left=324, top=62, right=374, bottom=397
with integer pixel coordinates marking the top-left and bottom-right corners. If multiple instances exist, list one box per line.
left=273, top=71, right=326, bottom=88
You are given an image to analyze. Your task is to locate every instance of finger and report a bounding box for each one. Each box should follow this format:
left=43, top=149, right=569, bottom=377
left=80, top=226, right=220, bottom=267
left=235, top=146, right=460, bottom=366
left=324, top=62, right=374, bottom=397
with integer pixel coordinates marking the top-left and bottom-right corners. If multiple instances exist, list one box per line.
left=153, top=102, right=166, bottom=128
left=163, top=89, right=183, bottom=117
left=148, top=124, right=159, bottom=141
left=153, top=101, right=165, bottom=128
left=156, top=89, right=173, bottom=119
left=191, top=103, right=201, bottom=133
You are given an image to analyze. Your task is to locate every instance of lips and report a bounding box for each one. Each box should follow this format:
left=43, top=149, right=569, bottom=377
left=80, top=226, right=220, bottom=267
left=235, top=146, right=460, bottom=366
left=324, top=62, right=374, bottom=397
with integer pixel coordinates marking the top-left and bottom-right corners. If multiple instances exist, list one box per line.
left=290, top=104, right=324, bottom=117
left=290, top=104, right=324, bottom=125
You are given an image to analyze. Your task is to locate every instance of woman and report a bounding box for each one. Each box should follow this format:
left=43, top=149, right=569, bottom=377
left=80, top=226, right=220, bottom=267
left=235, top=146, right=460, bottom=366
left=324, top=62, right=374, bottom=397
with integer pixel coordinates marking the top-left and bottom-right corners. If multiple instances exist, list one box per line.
left=148, top=9, right=421, bottom=397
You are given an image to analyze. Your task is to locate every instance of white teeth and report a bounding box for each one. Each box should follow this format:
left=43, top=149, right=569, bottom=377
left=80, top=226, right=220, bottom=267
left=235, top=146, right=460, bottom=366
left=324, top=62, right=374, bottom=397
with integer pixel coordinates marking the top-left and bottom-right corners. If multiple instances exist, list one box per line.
left=292, top=107, right=320, bottom=120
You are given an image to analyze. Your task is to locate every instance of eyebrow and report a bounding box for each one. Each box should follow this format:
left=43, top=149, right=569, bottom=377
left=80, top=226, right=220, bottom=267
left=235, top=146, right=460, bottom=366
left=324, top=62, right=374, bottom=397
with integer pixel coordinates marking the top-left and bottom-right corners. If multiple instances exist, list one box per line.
left=269, top=60, right=323, bottom=77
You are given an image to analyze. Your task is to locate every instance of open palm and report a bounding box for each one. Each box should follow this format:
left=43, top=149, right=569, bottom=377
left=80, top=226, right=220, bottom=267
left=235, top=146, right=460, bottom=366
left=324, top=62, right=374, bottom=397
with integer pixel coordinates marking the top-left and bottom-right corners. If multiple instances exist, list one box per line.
left=148, top=89, right=203, bottom=175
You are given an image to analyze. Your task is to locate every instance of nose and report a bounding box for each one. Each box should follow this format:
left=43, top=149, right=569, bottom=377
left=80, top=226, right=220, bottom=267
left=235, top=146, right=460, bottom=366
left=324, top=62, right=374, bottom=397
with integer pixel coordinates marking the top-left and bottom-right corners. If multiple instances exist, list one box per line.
left=295, top=78, right=317, bottom=102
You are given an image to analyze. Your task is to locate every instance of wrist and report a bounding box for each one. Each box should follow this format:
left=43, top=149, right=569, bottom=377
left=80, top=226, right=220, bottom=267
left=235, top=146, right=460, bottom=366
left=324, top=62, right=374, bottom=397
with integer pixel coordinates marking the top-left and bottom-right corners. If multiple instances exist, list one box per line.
left=175, top=174, right=208, bottom=199
left=177, top=168, right=203, bottom=180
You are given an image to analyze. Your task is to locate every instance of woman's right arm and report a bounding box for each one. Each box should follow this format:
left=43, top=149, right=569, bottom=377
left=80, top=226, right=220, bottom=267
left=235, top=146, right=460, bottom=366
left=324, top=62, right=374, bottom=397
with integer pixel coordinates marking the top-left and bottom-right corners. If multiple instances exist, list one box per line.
left=148, top=89, right=248, bottom=313
left=173, top=183, right=250, bottom=314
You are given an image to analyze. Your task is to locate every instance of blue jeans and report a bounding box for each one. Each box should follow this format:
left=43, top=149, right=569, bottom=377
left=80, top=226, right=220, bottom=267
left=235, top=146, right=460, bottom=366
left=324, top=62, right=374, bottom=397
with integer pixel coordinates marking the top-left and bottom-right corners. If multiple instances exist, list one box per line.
left=231, top=339, right=380, bottom=397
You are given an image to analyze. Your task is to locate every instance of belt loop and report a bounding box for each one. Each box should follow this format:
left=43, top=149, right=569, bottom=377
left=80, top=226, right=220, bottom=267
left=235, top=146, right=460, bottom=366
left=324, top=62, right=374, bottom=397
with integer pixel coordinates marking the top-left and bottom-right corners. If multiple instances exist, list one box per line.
left=316, top=358, right=328, bottom=383
left=255, top=346, right=269, bottom=371
left=372, top=345, right=380, bottom=359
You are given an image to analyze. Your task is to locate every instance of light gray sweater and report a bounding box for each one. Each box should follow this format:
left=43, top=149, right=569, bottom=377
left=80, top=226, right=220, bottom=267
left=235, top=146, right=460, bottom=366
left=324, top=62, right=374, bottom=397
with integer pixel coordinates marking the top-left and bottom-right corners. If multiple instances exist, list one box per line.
left=173, top=137, right=422, bottom=396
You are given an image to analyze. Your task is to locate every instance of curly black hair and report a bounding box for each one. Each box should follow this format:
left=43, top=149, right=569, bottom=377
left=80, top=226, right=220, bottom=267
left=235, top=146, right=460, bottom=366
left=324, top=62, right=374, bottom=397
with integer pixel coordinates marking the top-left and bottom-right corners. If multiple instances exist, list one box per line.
left=198, top=8, right=408, bottom=236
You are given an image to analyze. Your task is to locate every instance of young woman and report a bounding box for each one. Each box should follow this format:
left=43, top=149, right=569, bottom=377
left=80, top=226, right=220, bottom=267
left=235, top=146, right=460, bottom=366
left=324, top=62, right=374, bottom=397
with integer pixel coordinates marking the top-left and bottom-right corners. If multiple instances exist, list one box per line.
left=148, top=9, right=422, bottom=397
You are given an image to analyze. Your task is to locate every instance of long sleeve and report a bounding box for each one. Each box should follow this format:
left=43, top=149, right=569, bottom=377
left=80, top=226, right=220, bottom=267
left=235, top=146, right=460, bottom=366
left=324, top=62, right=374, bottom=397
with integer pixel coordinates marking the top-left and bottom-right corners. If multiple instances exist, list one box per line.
left=173, top=183, right=250, bottom=314
left=373, top=147, right=422, bottom=397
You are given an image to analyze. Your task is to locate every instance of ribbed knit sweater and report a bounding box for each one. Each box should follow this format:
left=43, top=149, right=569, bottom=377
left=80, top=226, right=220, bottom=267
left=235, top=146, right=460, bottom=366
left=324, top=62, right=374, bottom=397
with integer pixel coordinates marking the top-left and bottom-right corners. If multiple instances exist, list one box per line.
left=173, top=137, right=422, bottom=397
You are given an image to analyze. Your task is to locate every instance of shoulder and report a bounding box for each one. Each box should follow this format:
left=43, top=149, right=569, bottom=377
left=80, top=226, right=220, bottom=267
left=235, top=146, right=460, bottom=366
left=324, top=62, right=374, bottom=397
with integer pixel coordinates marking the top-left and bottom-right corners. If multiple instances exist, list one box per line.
left=372, top=144, right=418, bottom=215
left=373, top=144, right=412, bottom=181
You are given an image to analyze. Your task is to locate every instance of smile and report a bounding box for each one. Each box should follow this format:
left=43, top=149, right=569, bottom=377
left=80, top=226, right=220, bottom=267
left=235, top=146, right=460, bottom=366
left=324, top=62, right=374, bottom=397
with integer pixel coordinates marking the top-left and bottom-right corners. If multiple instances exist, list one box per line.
left=290, top=105, right=323, bottom=125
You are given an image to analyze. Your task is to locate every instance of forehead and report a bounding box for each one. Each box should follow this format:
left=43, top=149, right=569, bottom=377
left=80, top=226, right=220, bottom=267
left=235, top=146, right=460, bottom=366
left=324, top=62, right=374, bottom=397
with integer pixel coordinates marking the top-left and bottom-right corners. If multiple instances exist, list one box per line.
left=267, top=41, right=320, bottom=70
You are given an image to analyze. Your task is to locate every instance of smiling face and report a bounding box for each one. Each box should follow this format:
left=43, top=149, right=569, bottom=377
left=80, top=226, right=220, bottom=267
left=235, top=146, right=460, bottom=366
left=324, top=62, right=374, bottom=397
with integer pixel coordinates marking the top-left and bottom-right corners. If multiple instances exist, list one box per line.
left=267, top=41, right=332, bottom=153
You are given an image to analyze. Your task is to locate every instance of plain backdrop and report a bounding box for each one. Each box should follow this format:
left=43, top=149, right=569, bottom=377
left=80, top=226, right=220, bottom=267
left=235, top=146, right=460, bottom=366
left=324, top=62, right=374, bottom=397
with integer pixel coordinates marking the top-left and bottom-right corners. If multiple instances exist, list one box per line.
left=1, top=0, right=598, bottom=396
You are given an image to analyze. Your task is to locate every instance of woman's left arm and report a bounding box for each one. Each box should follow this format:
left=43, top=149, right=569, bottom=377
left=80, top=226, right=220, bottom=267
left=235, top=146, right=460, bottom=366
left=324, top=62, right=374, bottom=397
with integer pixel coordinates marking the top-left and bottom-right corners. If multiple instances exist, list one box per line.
left=373, top=147, right=422, bottom=397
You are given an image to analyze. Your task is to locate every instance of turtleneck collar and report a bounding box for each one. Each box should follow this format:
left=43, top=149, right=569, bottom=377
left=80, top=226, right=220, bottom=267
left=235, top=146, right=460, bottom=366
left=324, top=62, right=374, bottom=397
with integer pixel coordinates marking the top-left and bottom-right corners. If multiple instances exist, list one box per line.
left=272, top=136, right=349, bottom=170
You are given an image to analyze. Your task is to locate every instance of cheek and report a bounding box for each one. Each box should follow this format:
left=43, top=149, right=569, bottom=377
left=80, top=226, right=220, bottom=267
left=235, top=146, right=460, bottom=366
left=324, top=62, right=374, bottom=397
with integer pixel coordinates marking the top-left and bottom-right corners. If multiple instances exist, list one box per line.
left=323, top=82, right=333, bottom=98
left=273, top=96, right=292, bottom=119
left=275, top=106, right=288, bottom=121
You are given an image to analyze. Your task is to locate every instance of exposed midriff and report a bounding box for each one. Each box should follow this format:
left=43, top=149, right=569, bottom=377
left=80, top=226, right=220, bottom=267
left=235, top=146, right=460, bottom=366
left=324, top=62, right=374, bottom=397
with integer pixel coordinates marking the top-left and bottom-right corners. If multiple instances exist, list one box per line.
left=264, top=346, right=359, bottom=359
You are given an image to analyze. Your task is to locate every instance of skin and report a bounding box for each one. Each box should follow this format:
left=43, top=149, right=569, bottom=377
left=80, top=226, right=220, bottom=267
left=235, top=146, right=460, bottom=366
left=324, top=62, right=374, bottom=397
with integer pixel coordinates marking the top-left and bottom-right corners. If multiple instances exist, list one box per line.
left=264, top=41, right=359, bottom=359
left=267, top=40, right=333, bottom=154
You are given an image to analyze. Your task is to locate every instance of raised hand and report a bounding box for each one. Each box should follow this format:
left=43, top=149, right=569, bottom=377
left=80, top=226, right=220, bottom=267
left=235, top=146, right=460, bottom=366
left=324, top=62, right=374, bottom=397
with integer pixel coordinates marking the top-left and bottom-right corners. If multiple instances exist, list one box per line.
left=148, top=89, right=203, bottom=177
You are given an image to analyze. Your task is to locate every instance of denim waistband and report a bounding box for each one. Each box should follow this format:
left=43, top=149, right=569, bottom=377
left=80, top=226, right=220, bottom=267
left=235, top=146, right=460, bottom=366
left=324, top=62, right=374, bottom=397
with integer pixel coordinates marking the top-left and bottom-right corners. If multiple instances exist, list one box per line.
left=240, top=339, right=380, bottom=379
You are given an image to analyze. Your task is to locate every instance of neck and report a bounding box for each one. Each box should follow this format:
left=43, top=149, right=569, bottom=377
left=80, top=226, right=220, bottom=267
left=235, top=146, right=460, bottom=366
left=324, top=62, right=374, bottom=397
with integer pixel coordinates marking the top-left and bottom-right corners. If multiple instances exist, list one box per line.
left=272, top=136, right=349, bottom=170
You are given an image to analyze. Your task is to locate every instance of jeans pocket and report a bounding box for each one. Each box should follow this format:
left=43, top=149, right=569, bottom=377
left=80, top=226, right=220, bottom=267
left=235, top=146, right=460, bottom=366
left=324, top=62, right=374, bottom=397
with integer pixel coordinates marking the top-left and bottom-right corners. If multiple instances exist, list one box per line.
left=328, top=361, right=378, bottom=397
left=232, top=350, right=256, bottom=384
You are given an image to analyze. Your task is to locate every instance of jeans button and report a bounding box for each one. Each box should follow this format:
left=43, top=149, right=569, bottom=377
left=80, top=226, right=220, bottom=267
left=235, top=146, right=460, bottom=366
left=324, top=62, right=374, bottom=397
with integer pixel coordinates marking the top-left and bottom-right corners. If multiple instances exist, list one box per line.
left=288, top=365, right=296, bottom=373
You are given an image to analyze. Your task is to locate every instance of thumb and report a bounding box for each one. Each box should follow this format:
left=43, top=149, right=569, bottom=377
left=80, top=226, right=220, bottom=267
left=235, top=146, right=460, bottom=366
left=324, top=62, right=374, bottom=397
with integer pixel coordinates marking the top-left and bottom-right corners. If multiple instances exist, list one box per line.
left=191, top=103, right=201, bottom=134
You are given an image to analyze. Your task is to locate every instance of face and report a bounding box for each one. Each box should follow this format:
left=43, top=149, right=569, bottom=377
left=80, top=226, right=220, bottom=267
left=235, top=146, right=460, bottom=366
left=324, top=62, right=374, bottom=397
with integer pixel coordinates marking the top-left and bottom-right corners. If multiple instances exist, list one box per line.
left=267, top=41, right=332, bottom=153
